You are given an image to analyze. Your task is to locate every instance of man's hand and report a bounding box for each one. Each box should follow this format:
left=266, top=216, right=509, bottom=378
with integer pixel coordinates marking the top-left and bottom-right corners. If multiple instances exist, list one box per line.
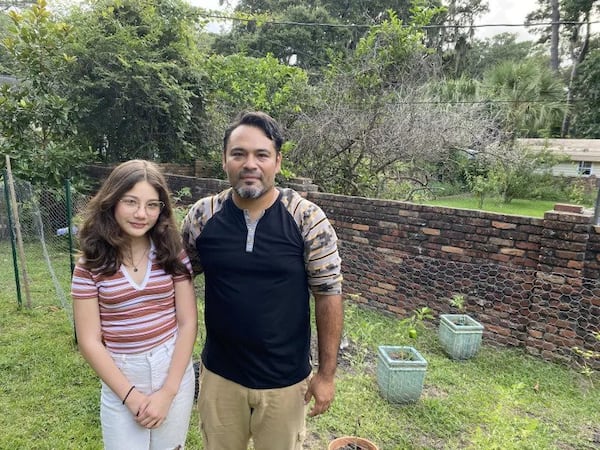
left=304, top=371, right=335, bottom=417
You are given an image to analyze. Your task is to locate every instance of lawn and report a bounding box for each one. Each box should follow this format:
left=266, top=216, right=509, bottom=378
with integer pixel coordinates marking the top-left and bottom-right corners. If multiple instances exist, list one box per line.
left=1, top=242, right=599, bottom=449
left=419, top=196, right=589, bottom=218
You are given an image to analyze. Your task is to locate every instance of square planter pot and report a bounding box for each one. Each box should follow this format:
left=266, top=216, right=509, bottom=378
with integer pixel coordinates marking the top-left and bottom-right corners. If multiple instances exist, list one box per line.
left=438, top=314, right=484, bottom=360
left=376, top=345, right=427, bottom=404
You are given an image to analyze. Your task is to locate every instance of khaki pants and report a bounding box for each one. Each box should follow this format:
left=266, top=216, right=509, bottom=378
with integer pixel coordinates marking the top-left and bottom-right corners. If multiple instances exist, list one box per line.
left=198, top=366, right=309, bottom=450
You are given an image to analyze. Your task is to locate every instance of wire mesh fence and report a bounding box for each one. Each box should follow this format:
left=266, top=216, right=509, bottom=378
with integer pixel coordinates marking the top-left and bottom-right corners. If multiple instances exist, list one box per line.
left=1, top=172, right=88, bottom=320
left=1, top=170, right=599, bottom=376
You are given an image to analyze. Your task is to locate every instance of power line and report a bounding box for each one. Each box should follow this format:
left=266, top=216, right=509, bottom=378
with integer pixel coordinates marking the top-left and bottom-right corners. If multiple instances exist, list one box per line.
left=200, top=13, right=600, bottom=31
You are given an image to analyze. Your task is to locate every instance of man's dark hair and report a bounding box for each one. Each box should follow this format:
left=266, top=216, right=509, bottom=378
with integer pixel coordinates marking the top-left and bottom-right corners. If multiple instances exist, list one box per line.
left=223, top=111, right=284, bottom=153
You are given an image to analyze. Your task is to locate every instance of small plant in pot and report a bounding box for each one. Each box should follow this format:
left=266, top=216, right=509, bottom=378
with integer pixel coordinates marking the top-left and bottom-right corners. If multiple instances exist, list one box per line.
left=328, top=436, right=379, bottom=450
left=377, top=307, right=433, bottom=403
left=328, top=417, right=379, bottom=450
left=439, top=294, right=484, bottom=360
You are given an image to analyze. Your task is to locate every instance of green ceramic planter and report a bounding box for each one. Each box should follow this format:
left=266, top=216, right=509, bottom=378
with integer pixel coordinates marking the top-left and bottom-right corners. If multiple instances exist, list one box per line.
left=438, top=314, right=484, bottom=360
left=376, top=345, right=427, bottom=403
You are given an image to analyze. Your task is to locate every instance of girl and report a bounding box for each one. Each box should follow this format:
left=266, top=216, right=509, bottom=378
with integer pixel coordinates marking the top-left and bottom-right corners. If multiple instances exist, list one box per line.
left=71, top=160, right=197, bottom=450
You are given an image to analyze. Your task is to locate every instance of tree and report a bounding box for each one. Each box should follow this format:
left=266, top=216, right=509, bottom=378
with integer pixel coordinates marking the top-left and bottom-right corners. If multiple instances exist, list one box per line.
left=526, top=0, right=560, bottom=70
left=211, top=5, right=353, bottom=73
left=461, top=33, right=539, bottom=79
left=427, top=60, right=567, bottom=203
left=559, top=0, right=599, bottom=136
left=211, top=0, right=442, bottom=75
left=427, top=0, right=490, bottom=77
left=63, top=0, right=208, bottom=163
left=526, top=0, right=599, bottom=135
left=527, top=0, right=599, bottom=70
left=489, top=144, right=562, bottom=203
left=483, top=59, right=566, bottom=139
left=570, top=46, right=600, bottom=137
left=287, top=8, right=500, bottom=199
left=0, top=11, right=12, bottom=72
left=0, top=0, right=93, bottom=188
left=201, top=52, right=311, bottom=175
left=550, top=0, right=560, bottom=72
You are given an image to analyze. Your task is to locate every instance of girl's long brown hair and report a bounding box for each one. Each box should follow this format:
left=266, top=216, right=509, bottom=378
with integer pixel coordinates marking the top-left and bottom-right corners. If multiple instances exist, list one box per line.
left=77, top=160, right=188, bottom=277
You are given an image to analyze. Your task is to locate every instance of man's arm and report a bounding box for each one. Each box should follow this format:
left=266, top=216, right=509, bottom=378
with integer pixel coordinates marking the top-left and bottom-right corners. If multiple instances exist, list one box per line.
left=305, top=293, right=343, bottom=417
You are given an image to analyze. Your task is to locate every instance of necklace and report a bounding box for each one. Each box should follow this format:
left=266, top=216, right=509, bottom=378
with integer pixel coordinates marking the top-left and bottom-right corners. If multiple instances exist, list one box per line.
left=127, top=247, right=149, bottom=272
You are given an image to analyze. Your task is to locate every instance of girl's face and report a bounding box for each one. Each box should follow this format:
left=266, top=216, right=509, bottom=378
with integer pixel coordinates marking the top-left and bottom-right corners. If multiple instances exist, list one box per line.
left=114, top=181, right=163, bottom=240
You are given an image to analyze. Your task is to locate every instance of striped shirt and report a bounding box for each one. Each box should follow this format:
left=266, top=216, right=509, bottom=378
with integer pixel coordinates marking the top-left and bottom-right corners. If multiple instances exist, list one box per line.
left=71, top=246, right=192, bottom=354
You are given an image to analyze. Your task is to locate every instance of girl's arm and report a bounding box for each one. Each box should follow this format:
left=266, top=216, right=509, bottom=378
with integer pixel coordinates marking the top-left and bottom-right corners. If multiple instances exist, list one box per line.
left=135, top=277, right=198, bottom=428
left=73, top=297, right=150, bottom=416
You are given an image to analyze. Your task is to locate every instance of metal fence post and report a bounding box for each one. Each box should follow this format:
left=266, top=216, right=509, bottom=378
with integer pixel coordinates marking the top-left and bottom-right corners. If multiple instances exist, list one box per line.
left=3, top=169, right=22, bottom=307
left=64, top=178, right=75, bottom=275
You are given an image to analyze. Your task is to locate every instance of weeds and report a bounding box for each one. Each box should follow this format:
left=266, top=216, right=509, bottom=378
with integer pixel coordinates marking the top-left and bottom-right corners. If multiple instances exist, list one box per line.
left=2, top=244, right=599, bottom=449
left=572, top=332, right=600, bottom=389
left=394, top=306, right=434, bottom=342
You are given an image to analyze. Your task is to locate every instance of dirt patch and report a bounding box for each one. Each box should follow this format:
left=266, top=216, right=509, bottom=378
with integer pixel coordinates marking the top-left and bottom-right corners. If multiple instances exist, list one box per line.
left=311, top=334, right=377, bottom=376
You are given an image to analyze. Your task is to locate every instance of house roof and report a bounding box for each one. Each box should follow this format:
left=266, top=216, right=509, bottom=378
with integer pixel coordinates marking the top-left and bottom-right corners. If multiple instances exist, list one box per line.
left=519, top=138, right=600, bottom=162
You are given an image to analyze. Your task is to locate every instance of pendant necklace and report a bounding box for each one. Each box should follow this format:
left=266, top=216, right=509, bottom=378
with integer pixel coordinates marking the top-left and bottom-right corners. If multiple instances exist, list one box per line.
left=128, top=247, right=149, bottom=272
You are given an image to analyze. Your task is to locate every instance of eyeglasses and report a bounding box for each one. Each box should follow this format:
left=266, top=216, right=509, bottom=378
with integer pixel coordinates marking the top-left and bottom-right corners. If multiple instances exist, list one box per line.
left=119, top=198, right=165, bottom=216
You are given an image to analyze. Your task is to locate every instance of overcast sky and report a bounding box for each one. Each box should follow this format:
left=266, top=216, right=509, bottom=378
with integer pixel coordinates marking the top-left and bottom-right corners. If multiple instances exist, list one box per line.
left=197, top=0, right=539, bottom=41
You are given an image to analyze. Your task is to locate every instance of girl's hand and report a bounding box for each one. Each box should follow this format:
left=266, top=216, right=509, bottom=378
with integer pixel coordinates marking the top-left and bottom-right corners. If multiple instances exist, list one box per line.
left=134, top=388, right=175, bottom=429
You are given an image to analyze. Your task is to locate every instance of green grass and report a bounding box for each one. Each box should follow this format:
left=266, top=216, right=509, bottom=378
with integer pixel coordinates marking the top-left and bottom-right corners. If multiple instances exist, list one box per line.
left=418, top=196, right=581, bottom=218
left=1, top=243, right=599, bottom=449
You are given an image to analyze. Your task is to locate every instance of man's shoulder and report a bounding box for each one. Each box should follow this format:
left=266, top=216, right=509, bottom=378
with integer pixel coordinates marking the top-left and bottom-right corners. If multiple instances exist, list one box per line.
left=189, top=189, right=230, bottom=216
left=277, top=187, right=331, bottom=236
left=278, top=187, right=321, bottom=215
left=182, top=189, right=231, bottom=237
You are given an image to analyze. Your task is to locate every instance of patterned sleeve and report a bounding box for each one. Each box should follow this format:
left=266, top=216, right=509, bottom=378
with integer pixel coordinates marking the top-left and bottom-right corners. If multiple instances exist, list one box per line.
left=180, top=189, right=230, bottom=276
left=71, top=264, right=99, bottom=300
left=284, top=189, right=343, bottom=295
left=181, top=200, right=205, bottom=276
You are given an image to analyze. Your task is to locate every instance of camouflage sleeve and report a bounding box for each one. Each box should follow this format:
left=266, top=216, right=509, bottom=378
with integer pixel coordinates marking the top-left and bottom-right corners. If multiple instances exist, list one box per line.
left=181, top=201, right=204, bottom=276
left=180, top=189, right=230, bottom=276
left=283, top=189, right=343, bottom=295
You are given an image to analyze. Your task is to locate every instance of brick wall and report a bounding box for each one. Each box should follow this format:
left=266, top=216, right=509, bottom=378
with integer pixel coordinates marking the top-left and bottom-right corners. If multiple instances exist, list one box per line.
left=85, top=166, right=600, bottom=366
left=86, top=165, right=230, bottom=201
left=310, top=192, right=600, bottom=366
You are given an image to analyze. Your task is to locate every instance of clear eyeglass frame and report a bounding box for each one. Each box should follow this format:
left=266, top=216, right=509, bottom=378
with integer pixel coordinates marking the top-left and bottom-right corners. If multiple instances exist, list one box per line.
left=119, top=198, right=165, bottom=216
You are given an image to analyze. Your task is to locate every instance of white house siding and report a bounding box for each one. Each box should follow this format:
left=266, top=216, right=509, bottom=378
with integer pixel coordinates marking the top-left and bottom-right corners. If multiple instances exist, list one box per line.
left=551, top=162, right=588, bottom=177
left=519, top=138, right=600, bottom=178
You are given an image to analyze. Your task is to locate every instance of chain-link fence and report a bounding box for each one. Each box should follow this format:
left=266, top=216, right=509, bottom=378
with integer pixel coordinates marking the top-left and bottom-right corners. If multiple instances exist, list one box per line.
left=1, top=171, right=88, bottom=319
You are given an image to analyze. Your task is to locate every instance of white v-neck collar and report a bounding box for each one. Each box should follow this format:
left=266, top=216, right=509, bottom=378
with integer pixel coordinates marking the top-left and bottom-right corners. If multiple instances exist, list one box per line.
left=121, top=240, right=156, bottom=290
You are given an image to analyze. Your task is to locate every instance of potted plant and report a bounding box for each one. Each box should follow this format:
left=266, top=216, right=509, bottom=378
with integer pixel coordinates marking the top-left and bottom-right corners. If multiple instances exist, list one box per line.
left=328, top=417, right=379, bottom=450
left=328, top=436, right=379, bottom=450
left=438, top=294, right=484, bottom=360
left=376, top=307, right=433, bottom=403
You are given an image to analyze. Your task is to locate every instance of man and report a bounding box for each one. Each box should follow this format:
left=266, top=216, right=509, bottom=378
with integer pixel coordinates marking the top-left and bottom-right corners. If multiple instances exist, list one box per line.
left=181, top=111, right=343, bottom=450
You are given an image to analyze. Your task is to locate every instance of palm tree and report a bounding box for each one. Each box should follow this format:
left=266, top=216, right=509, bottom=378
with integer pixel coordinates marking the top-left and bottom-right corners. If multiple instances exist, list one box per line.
left=482, top=59, right=566, bottom=140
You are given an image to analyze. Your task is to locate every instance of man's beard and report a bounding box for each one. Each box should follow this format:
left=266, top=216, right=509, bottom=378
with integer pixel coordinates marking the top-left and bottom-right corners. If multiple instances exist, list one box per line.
left=234, top=184, right=265, bottom=199
left=233, top=171, right=267, bottom=199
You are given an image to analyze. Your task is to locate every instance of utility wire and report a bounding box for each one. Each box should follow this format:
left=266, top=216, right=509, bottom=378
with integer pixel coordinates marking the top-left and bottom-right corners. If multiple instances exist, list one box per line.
left=200, top=13, right=600, bottom=30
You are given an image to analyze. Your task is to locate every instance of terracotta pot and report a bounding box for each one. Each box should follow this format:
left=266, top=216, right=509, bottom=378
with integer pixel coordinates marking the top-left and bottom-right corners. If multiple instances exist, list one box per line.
left=328, top=436, right=378, bottom=450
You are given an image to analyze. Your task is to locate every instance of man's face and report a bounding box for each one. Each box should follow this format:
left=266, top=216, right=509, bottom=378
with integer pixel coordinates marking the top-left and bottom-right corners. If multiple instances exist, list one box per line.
left=223, top=124, right=281, bottom=200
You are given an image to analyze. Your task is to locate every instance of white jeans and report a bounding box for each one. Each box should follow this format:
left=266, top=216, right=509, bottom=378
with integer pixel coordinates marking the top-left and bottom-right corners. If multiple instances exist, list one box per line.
left=100, top=337, right=195, bottom=450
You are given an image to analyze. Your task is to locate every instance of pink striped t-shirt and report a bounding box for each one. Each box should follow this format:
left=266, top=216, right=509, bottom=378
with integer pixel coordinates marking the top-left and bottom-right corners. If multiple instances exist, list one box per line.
left=71, top=248, right=193, bottom=354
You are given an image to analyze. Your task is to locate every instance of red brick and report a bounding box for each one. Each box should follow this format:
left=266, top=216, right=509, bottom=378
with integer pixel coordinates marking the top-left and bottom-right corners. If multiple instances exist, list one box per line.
left=553, top=203, right=584, bottom=214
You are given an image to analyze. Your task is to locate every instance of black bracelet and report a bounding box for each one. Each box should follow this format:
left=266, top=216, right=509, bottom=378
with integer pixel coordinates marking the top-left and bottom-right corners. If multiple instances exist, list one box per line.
left=122, top=385, right=135, bottom=405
